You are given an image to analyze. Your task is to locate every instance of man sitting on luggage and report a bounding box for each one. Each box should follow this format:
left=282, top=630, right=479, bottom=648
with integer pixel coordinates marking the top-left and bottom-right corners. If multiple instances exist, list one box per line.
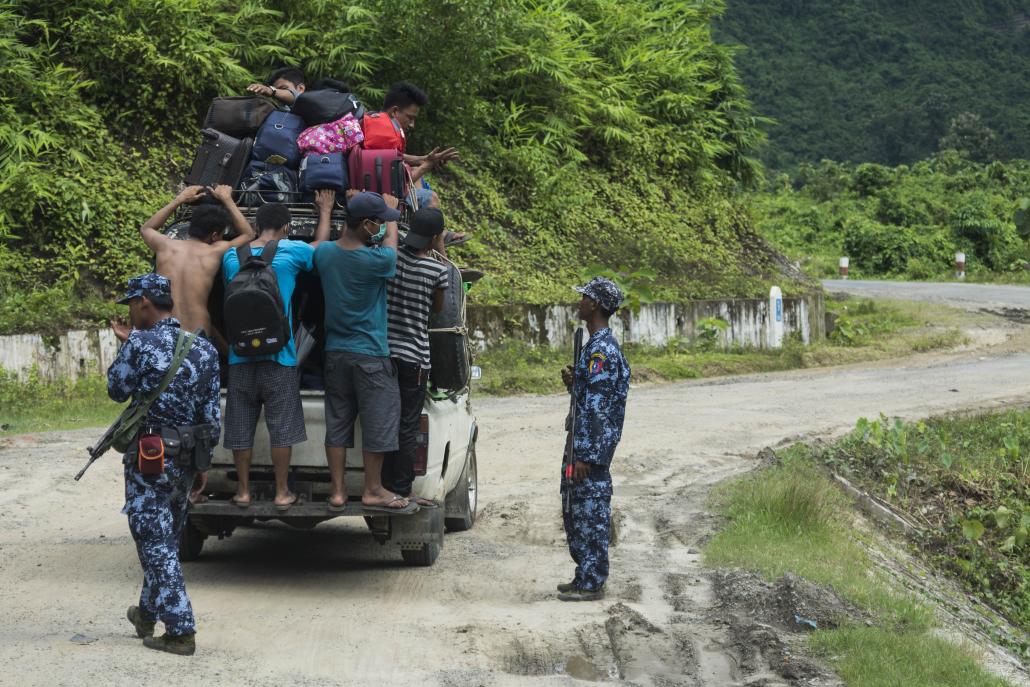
left=247, top=66, right=306, bottom=107
left=221, top=192, right=334, bottom=510
left=136, top=185, right=254, bottom=350
left=383, top=207, right=450, bottom=507
left=314, top=192, right=415, bottom=514
left=362, top=81, right=459, bottom=184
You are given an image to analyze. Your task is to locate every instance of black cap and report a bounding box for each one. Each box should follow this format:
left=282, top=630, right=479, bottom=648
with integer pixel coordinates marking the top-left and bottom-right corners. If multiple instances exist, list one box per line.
left=402, top=208, right=446, bottom=250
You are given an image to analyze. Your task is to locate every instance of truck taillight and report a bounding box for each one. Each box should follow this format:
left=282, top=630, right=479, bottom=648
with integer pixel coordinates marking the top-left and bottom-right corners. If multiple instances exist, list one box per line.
left=413, top=413, right=429, bottom=476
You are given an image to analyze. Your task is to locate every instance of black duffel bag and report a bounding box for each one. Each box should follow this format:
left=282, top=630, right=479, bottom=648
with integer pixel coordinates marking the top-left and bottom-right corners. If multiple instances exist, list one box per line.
left=203, top=96, right=279, bottom=138
left=292, top=89, right=366, bottom=126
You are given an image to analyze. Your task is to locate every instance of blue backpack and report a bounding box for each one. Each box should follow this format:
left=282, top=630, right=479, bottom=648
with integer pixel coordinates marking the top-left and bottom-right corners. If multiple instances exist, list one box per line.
left=252, top=111, right=304, bottom=168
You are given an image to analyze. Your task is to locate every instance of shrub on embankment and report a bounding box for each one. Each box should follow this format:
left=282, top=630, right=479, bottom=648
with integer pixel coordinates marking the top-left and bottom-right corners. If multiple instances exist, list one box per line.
left=0, top=0, right=801, bottom=335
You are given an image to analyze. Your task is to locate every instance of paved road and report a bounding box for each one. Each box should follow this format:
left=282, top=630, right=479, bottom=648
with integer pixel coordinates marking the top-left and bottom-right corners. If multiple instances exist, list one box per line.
left=823, top=279, right=1030, bottom=313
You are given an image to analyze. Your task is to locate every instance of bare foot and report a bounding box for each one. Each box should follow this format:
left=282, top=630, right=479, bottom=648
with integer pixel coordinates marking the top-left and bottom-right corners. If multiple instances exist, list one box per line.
left=328, top=494, right=347, bottom=509
left=231, top=493, right=251, bottom=508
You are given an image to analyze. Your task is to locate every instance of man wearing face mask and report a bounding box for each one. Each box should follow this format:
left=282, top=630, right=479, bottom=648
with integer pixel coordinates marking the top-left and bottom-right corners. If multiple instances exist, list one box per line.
left=314, top=192, right=416, bottom=514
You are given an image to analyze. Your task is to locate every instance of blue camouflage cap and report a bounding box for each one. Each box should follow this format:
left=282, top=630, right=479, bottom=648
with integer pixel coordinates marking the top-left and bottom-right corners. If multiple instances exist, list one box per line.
left=117, top=272, right=173, bottom=306
left=574, top=277, right=624, bottom=313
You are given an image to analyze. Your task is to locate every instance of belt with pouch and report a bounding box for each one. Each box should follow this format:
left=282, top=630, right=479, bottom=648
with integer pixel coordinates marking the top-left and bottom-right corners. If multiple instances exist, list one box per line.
left=158, top=423, right=218, bottom=471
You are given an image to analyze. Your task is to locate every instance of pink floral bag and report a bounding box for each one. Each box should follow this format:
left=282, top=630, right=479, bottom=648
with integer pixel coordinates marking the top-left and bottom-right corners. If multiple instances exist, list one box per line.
left=296, top=113, right=364, bottom=155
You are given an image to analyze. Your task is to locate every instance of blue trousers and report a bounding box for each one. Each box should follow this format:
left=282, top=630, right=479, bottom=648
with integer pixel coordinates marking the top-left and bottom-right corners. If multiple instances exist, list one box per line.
left=122, top=460, right=196, bottom=636
left=562, top=495, right=611, bottom=592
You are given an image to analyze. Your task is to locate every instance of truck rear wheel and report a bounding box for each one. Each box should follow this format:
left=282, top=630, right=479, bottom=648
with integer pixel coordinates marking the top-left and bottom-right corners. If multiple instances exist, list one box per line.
left=445, top=443, right=478, bottom=532
left=179, top=518, right=207, bottom=561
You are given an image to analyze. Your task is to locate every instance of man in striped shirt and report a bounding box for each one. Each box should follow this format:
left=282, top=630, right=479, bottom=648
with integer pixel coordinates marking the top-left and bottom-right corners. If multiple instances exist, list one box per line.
left=383, top=207, right=449, bottom=506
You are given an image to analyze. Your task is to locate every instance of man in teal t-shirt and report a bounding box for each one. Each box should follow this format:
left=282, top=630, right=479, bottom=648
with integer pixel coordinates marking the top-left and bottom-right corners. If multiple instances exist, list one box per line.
left=221, top=193, right=333, bottom=511
left=314, top=192, right=415, bottom=514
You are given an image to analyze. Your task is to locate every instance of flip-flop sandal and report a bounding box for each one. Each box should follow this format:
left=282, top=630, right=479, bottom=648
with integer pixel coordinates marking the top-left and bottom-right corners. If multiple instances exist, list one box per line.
left=274, top=494, right=299, bottom=512
left=231, top=495, right=251, bottom=509
left=362, top=496, right=418, bottom=515
left=327, top=499, right=348, bottom=512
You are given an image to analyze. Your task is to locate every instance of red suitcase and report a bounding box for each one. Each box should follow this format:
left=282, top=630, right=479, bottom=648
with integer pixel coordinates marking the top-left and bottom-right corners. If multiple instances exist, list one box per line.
left=347, top=147, right=407, bottom=198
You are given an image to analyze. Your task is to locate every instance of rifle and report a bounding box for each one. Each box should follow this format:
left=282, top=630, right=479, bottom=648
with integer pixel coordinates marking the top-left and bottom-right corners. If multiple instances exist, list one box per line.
left=74, top=329, right=196, bottom=481
left=74, top=419, right=123, bottom=481
left=562, top=327, right=585, bottom=513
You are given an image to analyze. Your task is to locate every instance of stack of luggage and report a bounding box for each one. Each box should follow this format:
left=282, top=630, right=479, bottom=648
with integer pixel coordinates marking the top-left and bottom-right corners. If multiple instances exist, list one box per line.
left=186, top=87, right=413, bottom=208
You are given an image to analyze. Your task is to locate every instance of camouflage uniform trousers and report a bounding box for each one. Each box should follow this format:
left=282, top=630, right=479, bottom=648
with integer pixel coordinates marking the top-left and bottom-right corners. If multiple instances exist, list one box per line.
left=562, top=494, right=612, bottom=592
left=122, top=458, right=196, bottom=636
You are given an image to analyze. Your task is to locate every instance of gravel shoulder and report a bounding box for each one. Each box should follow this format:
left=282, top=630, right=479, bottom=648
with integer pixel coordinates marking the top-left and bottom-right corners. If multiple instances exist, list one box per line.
left=2, top=305, right=1030, bottom=685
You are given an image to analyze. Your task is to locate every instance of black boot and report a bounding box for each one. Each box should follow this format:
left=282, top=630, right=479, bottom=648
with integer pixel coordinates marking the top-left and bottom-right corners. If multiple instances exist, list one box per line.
left=126, top=606, right=155, bottom=638
left=558, top=587, right=605, bottom=602
left=142, top=632, right=196, bottom=656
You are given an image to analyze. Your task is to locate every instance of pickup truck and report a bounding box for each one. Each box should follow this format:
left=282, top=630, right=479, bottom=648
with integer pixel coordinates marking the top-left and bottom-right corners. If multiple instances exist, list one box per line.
left=168, top=203, right=479, bottom=567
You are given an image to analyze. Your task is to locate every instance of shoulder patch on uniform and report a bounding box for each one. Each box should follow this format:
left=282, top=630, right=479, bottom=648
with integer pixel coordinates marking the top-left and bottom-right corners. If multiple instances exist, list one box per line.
left=589, top=351, right=606, bottom=375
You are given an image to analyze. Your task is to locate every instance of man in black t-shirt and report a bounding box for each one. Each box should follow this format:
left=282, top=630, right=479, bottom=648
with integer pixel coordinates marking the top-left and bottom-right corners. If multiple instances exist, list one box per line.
left=383, top=207, right=449, bottom=506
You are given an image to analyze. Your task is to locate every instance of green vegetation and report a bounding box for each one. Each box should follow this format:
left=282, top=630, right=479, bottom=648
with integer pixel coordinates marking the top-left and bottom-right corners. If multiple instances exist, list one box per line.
left=718, top=0, right=1030, bottom=169
left=474, top=299, right=965, bottom=395
left=0, top=368, right=119, bottom=435
left=751, top=154, right=1030, bottom=280
left=807, top=411, right=1030, bottom=639
left=705, top=449, right=1011, bottom=687
left=0, top=0, right=790, bottom=335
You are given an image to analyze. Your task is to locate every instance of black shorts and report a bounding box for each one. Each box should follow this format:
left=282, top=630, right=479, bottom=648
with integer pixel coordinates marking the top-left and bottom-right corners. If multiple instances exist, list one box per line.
left=223, top=361, right=307, bottom=449
left=323, top=351, right=400, bottom=453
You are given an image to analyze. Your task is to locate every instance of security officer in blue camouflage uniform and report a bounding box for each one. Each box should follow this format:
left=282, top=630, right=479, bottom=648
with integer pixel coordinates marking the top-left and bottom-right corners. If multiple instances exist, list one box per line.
left=107, top=273, right=220, bottom=655
left=558, top=277, right=630, bottom=601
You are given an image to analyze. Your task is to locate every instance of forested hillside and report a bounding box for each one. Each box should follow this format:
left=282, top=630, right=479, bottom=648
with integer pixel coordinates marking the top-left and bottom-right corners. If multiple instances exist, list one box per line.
left=0, top=0, right=797, bottom=334
left=719, top=0, right=1030, bottom=169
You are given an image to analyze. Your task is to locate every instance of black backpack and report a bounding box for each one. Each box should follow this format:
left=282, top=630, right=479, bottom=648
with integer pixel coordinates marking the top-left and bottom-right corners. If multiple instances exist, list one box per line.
left=224, top=241, right=289, bottom=357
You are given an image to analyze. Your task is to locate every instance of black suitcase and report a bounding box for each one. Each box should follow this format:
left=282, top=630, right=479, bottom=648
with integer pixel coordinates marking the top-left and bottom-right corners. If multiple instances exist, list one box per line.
left=186, top=128, right=254, bottom=188
left=429, top=261, right=471, bottom=390
left=203, top=96, right=279, bottom=138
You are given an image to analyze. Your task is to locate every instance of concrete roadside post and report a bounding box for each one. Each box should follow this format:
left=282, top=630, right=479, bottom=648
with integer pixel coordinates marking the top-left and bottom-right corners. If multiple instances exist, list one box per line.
left=768, top=286, right=784, bottom=349
left=839, top=257, right=849, bottom=279
left=955, top=251, right=966, bottom=279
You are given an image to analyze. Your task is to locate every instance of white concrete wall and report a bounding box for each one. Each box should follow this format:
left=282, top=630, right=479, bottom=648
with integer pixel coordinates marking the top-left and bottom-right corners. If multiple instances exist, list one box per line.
left=0, top=329, right=121, bottom=382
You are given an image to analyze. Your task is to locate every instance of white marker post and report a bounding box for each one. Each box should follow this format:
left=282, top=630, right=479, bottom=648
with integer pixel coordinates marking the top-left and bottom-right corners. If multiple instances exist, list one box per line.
left=768, top=286, right=784, bottom=349
left=955, top=251, right=966, bottom=279
left=839, top=256, right=850, bottom=279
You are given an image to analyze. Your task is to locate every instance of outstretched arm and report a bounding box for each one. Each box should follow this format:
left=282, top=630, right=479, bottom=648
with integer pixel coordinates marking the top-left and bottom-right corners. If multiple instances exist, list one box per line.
left=246, top=82, right=297, bottom=105
left=404, top=147, right=459, bottom=169
left=209, top=185, right=255, bottom=251
left=311, top=189, right=336, bottom=248
left=140, top=186, right=206, bottom=251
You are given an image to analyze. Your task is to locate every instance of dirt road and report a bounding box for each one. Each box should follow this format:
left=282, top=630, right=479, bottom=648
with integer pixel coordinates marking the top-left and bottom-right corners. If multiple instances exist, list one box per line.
left=2, top=315, right=1030, bottom=685
left=824, top=278, right=1030, bottom=314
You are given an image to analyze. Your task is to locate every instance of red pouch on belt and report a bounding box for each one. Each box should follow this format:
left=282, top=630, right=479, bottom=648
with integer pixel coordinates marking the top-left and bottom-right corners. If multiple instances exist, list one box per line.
left=137, top=433, right=165, bottom=475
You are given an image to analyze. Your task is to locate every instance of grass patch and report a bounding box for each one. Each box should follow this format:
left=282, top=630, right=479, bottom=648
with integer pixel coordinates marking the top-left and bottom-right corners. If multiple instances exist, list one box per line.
left=810, top=628, right=1010, bottom=687
left=705, top=448, right=931, bottom=629
left=474, top=299, right=967, bottom=396
left=704, top=448, right=1012, bottom=686
left=0, top=368, right=121, bottom=435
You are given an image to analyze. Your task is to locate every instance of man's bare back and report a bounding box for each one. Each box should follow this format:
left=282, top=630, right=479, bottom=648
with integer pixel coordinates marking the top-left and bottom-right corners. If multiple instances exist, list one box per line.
left=139, top=185, right=254, bottom=346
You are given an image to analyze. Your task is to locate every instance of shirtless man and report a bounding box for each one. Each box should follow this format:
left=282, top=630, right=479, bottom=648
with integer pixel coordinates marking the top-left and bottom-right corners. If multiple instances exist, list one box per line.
left=138, top=185, right=254, bottom=345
